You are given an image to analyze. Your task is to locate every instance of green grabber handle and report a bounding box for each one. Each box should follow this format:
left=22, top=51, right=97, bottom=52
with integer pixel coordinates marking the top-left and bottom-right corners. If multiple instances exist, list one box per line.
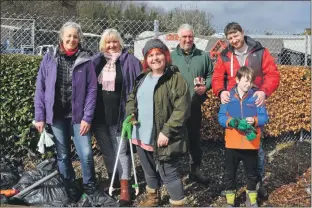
left=121, top=115, right=133, bottom=138
left=122, top=114, right=140, bottom=195
left=109, top=115, right=137, bottom=196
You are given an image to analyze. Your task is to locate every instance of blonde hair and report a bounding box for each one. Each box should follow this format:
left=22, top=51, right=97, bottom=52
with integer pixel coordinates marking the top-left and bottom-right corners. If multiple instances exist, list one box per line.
left=99, top=28, right=124, bottom=52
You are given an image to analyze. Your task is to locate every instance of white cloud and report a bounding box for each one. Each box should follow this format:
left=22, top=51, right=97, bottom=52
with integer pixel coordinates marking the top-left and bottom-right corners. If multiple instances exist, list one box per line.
left=144, top=1, right=310, bottom=34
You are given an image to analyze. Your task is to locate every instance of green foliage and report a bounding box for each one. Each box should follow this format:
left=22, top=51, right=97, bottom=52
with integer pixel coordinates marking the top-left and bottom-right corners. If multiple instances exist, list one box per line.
left=0, top=54, right=42, bottom=154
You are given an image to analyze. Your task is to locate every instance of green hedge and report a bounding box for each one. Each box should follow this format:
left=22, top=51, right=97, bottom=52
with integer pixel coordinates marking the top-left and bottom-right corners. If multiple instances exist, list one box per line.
left=1, top=54, right=310, bottom=156
left=0, top=54, right=43, bottom=154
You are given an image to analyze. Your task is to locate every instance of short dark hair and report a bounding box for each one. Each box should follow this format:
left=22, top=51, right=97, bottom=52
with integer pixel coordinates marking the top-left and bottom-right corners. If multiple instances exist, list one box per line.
left=224, top=22, right=243, bottom=36
left=236, top=66, right=256, bottom=82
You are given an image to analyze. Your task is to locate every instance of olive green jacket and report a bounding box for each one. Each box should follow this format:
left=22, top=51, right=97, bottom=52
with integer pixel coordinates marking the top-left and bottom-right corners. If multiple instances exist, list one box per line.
left=126, top=65, right=191, bottom=161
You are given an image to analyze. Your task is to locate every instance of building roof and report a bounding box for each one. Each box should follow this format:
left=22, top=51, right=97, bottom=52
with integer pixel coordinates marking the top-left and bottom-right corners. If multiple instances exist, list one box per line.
left=135, top=31, right=311, bottom=57
left=204, top=37, right=223, bottom=52
left=284, top=36, right=310, bottom=55
left=253, top=38, right=284, bottom=54
left=204, top=35, right=310, bottom=55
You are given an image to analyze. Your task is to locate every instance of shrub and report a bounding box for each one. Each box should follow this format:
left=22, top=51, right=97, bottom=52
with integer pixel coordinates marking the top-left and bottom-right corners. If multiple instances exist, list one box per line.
left=0, top=54, right=42, bottom=155
left=1, top=54, right=310, bottom=154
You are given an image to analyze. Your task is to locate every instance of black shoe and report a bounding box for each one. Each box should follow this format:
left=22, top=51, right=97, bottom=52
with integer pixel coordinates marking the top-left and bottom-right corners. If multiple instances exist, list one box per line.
left=84, top=183, right=98, bottom=196
left=77, top=183, right=119, bottom=207
left=189, top=165, right=209, bottom=184
left=76, top=183, right=98, bottom=207
left=77, top=193, right=93, bottom=207
left=63, top=180, right=82, bottom=204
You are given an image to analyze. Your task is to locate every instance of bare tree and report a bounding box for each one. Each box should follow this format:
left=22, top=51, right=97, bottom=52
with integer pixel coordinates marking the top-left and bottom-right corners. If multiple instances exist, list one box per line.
left=161, top=4, right=215, bottom=36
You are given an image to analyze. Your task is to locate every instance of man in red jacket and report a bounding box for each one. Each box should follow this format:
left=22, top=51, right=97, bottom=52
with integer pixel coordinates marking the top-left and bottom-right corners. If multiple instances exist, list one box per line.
left=212, top=22, right=280, bottom=197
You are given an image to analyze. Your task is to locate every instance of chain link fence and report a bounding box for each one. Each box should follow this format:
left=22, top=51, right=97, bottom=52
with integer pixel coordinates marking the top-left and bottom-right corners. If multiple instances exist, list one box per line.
left=1, top=12, right=311, bottom=66
left=1, top=12, right=311, bottom=163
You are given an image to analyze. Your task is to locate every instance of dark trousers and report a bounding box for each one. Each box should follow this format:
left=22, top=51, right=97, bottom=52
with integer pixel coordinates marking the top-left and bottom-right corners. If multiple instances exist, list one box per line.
left=136, top=146, right=184, bottom=200
left=186, top=96, right=203, bottom=167
left=224, top=148, right=259, bottom=191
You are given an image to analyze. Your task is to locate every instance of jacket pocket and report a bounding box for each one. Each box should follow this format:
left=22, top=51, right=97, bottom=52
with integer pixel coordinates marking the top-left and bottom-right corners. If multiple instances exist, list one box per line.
left=158, top=131, right=188, bottom=161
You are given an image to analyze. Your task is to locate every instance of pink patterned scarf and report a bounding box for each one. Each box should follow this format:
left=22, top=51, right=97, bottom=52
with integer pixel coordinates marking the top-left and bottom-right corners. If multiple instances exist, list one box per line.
left=98, top=52, right=121, bottom=91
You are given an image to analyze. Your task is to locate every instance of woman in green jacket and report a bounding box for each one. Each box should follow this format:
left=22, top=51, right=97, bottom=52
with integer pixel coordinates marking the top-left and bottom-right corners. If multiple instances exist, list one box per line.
left=126, top=39, right=191, bottom=207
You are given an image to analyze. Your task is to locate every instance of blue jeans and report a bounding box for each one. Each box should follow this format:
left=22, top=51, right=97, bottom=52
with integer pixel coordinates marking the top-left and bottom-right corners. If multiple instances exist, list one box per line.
left=258, top=142, right=265, bottom=180
left=51, top=118, right=96, bottom=185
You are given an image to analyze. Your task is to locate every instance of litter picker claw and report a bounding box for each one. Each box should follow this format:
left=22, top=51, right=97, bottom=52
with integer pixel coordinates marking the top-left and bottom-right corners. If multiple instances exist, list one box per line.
left=109, top=115, right=139, bottom=196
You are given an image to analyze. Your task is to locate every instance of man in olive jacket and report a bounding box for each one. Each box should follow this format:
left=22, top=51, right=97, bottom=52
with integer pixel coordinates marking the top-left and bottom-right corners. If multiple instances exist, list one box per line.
left=171, top=24, right=214, bottom=184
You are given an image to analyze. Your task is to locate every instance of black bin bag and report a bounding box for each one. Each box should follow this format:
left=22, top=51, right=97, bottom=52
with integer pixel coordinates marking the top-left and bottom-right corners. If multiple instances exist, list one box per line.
left=0, top=157, right=22, bottom=189
left=12, top=158, right=69, bottom=206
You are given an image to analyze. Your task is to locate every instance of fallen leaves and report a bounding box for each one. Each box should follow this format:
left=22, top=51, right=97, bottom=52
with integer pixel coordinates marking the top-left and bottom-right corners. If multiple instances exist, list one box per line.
left=268, top=168, right=311, bottom=207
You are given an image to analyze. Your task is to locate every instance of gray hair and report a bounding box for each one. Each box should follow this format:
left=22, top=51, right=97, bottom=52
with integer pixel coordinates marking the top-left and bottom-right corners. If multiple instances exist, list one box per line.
left=99, top=28, right=124, bottom=52
left=177, top=24, right=194, bottom=37
left=59, top=21, right=83, bottom=42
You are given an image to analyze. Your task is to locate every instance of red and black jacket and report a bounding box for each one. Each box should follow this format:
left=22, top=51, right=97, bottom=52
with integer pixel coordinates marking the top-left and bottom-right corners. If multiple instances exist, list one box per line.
left=212, top=36, right=280, bottom=97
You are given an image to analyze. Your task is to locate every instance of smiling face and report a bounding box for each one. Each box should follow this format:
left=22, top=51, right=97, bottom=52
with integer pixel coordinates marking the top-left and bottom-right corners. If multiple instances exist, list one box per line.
left=104, top=36, right=121, bottom=54
left=146, top=48, right=166, bottom=72
left=61, top=27, right=79, bottom=51
left=226, top=30, right=245, bottom=50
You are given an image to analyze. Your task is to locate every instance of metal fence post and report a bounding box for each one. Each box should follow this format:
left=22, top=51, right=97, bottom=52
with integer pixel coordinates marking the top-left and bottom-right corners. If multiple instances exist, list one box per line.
left=154, top=19, right=159, bottom=38
left=299, top=128, right=303, bottom=142
left=304, top=33, right=308, bottom=67
left=32, top=19, right=35, bottom=55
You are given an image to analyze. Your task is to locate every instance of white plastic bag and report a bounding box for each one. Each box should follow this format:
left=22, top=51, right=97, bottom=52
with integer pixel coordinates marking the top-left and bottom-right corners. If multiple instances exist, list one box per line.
left=32, top=121, right=54, bottom=154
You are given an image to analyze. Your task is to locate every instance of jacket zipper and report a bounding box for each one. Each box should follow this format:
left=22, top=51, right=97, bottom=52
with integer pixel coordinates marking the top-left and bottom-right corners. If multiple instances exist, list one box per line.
left=237, top=92, right=247, bottom=148
left=71, top=56, right=89, bottom=124
left=50, top=56, right=58, bottom=125
left=230, top=48, right=257, bottom=77
left=183, top=54, right=195, bottom=79
left=152, top=75, right=164, bottom=166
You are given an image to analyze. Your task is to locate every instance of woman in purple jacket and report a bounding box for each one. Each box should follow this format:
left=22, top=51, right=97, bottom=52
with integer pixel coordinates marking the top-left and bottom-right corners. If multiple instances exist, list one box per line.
left=91, top=28, right=141, bottom=205
left=34, top=22, right=97, bottom=203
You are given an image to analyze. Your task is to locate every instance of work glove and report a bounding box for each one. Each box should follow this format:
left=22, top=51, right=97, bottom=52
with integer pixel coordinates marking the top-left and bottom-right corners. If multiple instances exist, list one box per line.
left=121, top=114, right=139, bottom=140
left=228, top=118, right=240, bottom=129
left=245, top=126, right=257, bottom=141
left=237, top=119, right=249, bottom=131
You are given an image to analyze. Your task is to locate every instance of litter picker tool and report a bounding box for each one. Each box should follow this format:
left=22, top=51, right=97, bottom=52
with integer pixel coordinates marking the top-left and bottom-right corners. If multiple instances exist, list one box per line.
left=109, top=115, right=139, bottom=196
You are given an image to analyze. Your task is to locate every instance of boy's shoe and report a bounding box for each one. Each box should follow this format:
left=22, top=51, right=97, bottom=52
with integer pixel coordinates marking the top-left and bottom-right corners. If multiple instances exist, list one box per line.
left=245, top=190, right=258, bottom=207
left=224, top=190, right=235, bottom=207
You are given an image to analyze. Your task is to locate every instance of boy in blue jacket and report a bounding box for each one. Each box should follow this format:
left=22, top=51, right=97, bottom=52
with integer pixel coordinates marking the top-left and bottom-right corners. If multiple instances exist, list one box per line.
left=218, top=66, right=269, bottom=207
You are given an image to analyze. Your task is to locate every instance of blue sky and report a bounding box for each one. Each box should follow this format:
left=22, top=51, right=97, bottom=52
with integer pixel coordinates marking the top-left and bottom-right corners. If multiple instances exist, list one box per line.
left=144, top=1, right=311, bottom=34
